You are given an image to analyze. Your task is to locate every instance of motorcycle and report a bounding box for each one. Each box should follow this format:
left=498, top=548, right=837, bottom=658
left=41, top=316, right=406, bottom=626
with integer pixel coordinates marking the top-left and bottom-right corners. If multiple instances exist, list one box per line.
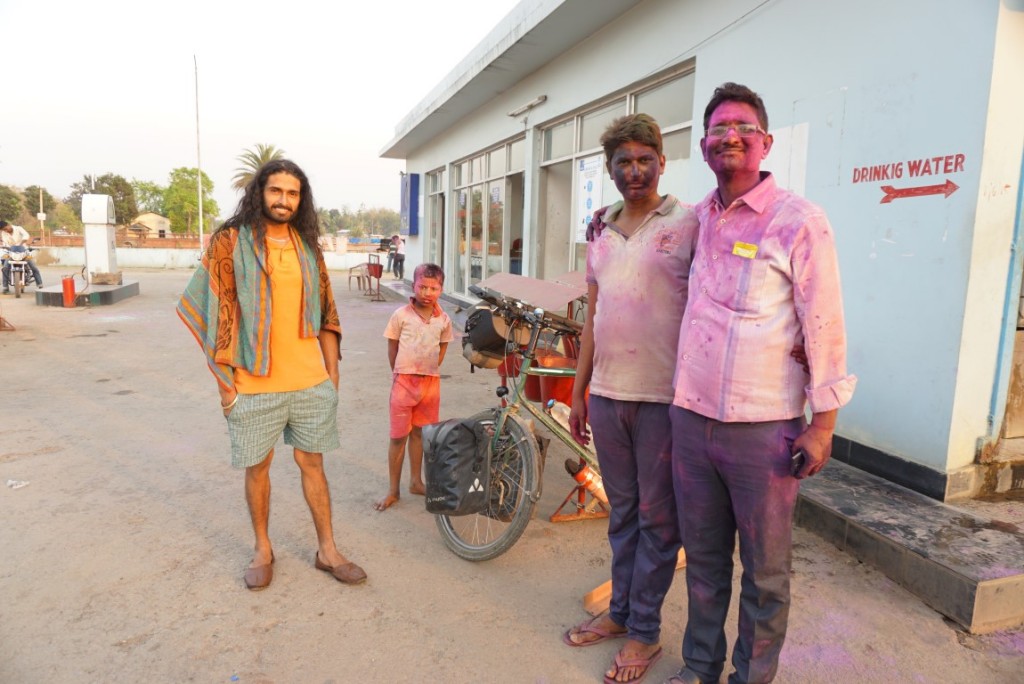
left=2, top=246, right=38, bottom=298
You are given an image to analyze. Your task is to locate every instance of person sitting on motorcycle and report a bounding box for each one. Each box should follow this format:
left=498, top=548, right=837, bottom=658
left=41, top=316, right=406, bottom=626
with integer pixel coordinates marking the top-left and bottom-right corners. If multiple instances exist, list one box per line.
left=1, top=221, right=44, bottom=294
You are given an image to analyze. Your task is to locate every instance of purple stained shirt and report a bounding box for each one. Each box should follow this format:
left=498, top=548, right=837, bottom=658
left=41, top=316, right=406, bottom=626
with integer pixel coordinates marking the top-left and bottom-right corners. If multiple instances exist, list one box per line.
left=586, top=195, right=698, bottom=403
left=673, top=173, right=856, bottom=422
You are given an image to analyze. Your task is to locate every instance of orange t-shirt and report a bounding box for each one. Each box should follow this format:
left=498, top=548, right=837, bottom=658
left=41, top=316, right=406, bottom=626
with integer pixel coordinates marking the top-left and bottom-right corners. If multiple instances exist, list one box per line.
left=235, top=229, right=329, bottom=393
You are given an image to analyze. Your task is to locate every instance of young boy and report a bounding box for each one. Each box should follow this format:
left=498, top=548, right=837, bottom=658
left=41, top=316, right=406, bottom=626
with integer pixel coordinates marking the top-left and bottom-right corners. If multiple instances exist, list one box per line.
left=374, top=263, right=453, bottom=511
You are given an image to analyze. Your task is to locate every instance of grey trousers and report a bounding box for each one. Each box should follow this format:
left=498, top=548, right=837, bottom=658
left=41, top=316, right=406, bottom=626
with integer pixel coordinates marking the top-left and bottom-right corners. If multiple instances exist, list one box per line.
left=670, top=406, right=803, bottom=684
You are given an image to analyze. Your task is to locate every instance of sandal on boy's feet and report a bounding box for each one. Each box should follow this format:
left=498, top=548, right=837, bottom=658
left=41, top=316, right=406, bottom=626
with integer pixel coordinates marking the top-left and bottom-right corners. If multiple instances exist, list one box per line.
left=562, top=615, right=627, bottom=647
left=603, top=646, right=662, bottom=684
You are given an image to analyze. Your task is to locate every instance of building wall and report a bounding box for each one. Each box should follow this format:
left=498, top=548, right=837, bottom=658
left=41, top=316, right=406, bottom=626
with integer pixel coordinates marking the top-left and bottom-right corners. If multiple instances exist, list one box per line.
left=398, top=0, right=1023, bottom=477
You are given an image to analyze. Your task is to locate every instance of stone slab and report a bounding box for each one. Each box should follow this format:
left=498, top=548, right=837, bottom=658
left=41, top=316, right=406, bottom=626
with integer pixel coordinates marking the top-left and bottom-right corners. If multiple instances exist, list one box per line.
left=798, top=459, right=1024, bottom=633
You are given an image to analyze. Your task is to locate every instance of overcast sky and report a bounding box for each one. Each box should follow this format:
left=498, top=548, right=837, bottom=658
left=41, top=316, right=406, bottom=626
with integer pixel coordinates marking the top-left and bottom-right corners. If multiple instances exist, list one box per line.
left=0, top=0, right=521, bottom=220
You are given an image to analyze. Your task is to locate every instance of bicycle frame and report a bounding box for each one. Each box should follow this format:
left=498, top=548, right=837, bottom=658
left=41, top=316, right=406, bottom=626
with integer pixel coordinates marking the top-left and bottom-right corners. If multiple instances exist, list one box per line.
left=471, top=285, right=601, bottom=478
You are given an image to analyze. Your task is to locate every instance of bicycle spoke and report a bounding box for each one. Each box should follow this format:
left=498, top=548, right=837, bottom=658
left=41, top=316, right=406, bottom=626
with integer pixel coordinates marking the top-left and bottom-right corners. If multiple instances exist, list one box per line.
left=435, top=412, right=539, bottom=561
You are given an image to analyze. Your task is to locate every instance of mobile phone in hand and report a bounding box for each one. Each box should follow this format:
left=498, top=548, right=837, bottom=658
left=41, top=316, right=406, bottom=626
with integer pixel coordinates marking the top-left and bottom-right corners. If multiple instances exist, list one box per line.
left=790, top=449, right=807, bottom=477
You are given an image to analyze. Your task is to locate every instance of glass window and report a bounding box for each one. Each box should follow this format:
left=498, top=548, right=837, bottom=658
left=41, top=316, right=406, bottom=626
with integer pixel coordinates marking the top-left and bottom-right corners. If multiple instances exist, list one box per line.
left=543, top=119, right=574, bottom=161
left=488, top=147, right=506, bottom=178
left=579, top=99, right=626, bottom=152
left=471, top=155, right=485, bottom=184
left=469, top=184, right=485, bottom=285
left=634, top=72, right=695, bottom=129
left=660, top=128, right=693, bottom=200
left=663, top=128, right=692, bottom=162
left=508, top=139, right=525, bottom=171
left=456, top=161, right=469, bottom=188
left=487, top=180, right=504, bottom=279
left=508, top=173, right=524, bottom=274
left=454, top=189, right=467, bottom=293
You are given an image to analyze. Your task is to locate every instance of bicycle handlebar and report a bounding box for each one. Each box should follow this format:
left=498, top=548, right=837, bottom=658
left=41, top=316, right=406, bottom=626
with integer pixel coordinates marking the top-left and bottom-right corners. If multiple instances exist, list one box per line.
left=469, top=284, right=582, bottom=336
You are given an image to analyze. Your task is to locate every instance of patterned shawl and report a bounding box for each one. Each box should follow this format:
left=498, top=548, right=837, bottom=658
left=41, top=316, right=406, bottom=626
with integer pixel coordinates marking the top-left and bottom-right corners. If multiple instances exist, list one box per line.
left=177, top=225, right=340, bottom=389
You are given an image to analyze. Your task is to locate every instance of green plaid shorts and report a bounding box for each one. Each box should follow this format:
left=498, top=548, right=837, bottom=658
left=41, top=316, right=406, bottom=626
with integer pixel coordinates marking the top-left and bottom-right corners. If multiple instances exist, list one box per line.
left=226, top=380, right=340, bottom=468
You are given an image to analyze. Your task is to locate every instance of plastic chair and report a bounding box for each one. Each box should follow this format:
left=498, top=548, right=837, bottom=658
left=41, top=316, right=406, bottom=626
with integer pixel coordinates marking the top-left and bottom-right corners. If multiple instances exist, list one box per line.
left=348, top=264, right=369, bottom=290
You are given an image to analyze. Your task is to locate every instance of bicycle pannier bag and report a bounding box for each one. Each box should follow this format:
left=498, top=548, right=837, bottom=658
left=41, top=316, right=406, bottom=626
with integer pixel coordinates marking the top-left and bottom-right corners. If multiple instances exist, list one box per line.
left=423, top=417, right=491, bottom=515
left=462, top=305, right=507, bottom=369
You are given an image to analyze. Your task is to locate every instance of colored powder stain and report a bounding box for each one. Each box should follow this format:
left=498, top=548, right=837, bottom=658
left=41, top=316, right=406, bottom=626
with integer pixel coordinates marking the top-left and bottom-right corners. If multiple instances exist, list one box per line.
left=784, top=642, right=855, bottom=669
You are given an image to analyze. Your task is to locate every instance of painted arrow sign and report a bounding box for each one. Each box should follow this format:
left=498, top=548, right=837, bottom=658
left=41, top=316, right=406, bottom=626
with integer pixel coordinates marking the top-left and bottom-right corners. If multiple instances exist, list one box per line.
left=879, top=179, right=959, bottom=204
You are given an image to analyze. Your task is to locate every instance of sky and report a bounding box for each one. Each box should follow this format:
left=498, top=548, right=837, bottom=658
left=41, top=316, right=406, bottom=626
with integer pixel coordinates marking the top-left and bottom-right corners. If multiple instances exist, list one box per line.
left=0, top=0, right=521, bottom=222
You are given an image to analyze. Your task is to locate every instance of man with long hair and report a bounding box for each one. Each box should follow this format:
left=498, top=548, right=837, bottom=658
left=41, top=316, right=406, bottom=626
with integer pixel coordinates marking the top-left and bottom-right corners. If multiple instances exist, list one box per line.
left=178, top=159, right=366, bottom=590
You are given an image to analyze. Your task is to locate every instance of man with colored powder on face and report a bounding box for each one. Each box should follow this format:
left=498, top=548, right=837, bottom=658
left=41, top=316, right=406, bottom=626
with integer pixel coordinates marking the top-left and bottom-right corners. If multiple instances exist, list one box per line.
left=563, top=113, right=698, bottom=684
left=177, top=159, right=366, bottom=591
left=374, top=262, right=452, bottom=511
left=666, top=83, right=856, bottom=684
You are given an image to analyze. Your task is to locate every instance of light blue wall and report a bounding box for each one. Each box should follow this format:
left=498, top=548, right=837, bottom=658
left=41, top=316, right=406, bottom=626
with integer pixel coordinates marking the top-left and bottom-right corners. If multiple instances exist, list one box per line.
left=687, top=0, right=1001, bottom=468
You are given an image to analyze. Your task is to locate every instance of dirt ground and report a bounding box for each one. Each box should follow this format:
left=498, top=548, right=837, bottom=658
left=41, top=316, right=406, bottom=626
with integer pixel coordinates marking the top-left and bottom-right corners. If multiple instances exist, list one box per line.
left=1, top=266, right=1022, bottom=683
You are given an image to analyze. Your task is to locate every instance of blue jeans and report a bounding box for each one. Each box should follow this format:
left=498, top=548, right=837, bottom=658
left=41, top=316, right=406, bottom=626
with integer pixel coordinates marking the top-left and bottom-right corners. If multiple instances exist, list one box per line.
left=589, top=395, right=681, bottom=644
left=670, top=406, right=803, bottom=684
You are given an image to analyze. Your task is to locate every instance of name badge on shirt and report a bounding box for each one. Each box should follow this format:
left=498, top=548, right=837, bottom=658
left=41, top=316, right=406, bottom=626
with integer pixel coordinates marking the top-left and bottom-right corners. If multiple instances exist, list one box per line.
left=732, top=241, right=758, bottom=259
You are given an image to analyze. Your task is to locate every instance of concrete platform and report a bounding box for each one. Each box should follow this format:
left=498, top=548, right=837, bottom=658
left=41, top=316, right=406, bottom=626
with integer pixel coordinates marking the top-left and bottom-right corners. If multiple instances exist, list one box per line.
left=799, top=459, right=1024, bottom=633
left=34, top=280, right=140, bottom=307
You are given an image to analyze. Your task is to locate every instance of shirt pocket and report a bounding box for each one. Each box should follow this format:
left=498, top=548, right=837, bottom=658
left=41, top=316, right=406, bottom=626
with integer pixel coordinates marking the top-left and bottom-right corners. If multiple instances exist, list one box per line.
left=729, top=258, right=769, bottom=315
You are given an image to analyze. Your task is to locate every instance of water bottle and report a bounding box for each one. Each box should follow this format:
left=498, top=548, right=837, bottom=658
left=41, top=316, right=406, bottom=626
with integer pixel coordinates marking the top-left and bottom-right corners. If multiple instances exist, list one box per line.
left=547, top=399, right=572, bottom=433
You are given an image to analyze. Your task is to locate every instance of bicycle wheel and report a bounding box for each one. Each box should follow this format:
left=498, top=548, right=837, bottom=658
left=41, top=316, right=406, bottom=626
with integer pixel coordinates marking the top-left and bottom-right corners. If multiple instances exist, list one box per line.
left=435, top=410, right=541, bottom=561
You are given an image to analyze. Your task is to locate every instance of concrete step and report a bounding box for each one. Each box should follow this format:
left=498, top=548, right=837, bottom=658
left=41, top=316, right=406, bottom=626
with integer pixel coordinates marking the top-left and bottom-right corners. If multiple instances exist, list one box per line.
left=797, top=459, right=1024, bottom=633
left=35, top=280, right=140, bottom=307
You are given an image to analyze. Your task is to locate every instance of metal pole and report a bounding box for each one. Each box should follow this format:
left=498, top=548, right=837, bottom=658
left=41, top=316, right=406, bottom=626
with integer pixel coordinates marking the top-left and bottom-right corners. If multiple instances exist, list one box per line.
left=194, top=55, right=204, bottom=254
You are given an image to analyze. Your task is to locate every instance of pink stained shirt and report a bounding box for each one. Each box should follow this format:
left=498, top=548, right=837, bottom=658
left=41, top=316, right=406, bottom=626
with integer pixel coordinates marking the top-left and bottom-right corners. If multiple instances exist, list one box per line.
left=673, top=173, right=856, bottom=422
left=384, top=300, right=454, bottom=376
left=586, top=195, right=699, bottom=404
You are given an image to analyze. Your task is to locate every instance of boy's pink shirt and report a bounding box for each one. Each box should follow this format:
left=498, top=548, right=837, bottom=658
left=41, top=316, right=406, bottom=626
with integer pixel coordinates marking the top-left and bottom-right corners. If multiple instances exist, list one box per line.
left=384, top=300, right=453, bottom=376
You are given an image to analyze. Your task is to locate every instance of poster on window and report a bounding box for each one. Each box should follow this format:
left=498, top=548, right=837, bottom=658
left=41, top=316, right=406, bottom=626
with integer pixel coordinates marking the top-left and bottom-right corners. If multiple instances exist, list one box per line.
left=576, top=154, right=604, bottom=243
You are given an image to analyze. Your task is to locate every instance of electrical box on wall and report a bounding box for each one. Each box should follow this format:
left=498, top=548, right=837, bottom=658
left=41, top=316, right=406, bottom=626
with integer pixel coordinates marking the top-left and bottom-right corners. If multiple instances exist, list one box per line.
left=400, top=173, right=419, bottom=236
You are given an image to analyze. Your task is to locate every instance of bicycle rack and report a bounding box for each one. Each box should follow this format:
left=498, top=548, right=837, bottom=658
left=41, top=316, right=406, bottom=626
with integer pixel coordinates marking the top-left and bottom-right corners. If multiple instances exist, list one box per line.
left=517, top=390, right=609, bottom=524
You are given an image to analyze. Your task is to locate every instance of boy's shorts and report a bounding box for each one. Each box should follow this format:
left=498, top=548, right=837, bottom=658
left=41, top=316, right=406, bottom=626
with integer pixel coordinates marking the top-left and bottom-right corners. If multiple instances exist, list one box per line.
left=389, top=373, right=441, bottom=439
left=226, top=379, right=339, bottom=468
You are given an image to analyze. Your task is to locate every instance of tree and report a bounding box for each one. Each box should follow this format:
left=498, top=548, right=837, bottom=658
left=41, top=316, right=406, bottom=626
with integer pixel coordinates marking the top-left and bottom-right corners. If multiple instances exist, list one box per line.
left=131, top=179, right=166, bottom=215
left=52, top=201, right=83, bottom=233
left=0, top=185, right=22, bottom=220
left=65, top=173, right=138, bottom=226
left=232, top=144, right=285, bottom=191
left=163, top=167, right=218, bottom=234
left=23, top=185, right=57, bottom=217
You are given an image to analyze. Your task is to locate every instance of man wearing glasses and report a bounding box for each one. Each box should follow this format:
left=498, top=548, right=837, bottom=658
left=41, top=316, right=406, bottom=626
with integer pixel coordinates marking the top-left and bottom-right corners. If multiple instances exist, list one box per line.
left=667, top=83, right=856, bottom=684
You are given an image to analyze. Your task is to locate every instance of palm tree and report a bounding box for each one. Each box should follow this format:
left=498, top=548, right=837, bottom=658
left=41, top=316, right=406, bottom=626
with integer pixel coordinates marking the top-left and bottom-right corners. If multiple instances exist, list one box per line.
left=232, top=144, right=286, bottom=190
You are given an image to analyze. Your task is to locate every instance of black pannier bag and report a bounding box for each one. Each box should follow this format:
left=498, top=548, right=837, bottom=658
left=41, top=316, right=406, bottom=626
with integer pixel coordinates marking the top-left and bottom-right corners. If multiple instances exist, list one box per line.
left=462, top=305, right=508, bottom=369
left=423, top=417, right=491, bottom=515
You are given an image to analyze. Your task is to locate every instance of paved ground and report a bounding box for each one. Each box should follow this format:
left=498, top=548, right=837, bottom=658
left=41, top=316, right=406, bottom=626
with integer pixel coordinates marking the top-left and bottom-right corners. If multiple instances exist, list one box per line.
left=0, top=265, right=1022, bottom=683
